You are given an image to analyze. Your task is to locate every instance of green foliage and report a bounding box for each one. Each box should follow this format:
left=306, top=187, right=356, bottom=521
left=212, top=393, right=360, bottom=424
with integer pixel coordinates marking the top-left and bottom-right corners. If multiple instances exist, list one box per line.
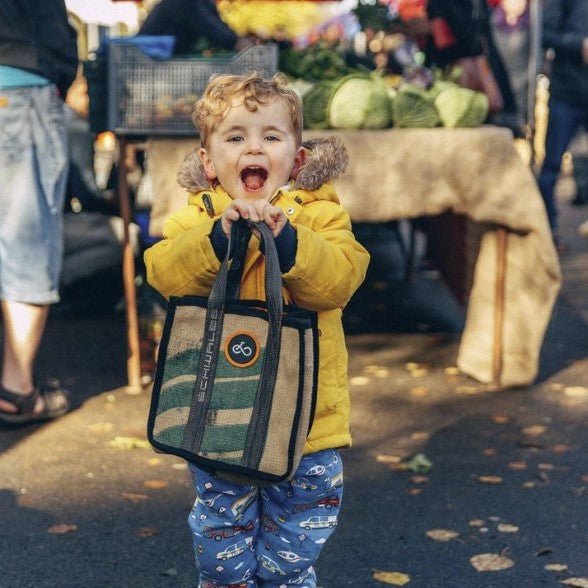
left=434, top=87, right=489, bottom=128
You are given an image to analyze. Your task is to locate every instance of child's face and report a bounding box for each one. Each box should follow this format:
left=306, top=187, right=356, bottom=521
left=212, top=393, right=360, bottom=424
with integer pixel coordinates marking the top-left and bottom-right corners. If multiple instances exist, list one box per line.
left=199, top=97, right=305, bottom=201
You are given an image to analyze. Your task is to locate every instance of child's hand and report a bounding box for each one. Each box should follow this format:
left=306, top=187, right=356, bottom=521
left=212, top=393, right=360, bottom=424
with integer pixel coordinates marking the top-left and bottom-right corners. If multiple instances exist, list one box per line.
left=221, top=199, right=287, bottom=238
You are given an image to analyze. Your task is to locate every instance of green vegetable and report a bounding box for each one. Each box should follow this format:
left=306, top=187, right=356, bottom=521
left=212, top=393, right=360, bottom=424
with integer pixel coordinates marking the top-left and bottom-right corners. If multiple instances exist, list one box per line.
left=328, top=73, right=391, bottom=130
left=302, top=80, right=336, bottom=129
left=435, top=87, right=489, bottom=128
left=391, top=84, right=440, bottom=128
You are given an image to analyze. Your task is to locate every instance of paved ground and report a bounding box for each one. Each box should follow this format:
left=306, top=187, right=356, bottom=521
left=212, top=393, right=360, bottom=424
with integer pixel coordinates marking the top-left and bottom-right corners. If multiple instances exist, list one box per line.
left=1, top=188, right=587, bottom=588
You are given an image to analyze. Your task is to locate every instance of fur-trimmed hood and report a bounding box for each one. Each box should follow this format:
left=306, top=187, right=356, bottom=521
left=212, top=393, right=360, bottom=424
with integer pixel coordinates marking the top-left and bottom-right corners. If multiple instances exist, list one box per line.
left=176, top=136, right=349, bottom=194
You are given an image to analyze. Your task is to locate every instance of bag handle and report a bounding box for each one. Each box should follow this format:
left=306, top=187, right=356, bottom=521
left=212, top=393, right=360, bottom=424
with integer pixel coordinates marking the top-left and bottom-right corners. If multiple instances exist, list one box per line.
left=182, top=218, right=284, bottom=461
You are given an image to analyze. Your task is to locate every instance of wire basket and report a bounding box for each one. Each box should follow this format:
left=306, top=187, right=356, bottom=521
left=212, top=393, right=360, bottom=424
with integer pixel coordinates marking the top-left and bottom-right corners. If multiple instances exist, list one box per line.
left=108, top=43, right=279, bottom=136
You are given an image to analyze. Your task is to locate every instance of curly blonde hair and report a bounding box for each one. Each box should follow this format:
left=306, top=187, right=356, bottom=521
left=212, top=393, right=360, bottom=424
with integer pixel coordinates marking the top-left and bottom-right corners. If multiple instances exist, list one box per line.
left=192, top=71, right=303, bottom=148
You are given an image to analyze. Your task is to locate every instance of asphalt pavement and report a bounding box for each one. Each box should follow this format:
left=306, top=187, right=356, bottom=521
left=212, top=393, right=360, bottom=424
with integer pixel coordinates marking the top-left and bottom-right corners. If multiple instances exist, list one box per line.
left=1, top=187, right=587, bottom=588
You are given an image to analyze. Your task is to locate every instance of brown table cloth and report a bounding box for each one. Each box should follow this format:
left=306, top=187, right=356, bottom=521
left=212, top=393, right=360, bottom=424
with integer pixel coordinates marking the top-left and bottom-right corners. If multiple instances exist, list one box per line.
left=146, top=126, right=561, bottom=387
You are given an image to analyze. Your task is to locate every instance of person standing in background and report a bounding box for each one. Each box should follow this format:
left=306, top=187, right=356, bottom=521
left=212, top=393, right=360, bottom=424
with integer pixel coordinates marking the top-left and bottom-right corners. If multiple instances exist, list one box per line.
left=537, top=0, right=588, bottom=249
left=138, top=0, right=253, bottom=55
left=0, top=1, right=78, bottom=424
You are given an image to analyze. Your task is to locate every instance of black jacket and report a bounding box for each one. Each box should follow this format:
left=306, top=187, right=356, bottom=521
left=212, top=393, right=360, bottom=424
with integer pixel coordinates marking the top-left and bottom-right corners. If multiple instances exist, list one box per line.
left=138, top=0, right=237, bottom=55
left=0, top=0, right=78, bottom=98
left=543, top=0, right=588, bottom=106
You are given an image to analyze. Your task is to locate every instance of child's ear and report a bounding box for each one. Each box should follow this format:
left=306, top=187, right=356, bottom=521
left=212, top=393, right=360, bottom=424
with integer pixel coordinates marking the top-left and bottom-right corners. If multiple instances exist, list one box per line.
left=289, top=146, right=307, bottom=181
left=198, top=147, right=217, bottom=181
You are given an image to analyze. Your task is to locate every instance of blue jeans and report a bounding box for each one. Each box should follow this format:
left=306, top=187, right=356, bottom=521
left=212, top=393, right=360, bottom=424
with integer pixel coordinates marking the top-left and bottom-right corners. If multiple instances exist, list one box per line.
left=537, top=96, right=588, bottom=232
left=188, top=449, right=343, bottom=587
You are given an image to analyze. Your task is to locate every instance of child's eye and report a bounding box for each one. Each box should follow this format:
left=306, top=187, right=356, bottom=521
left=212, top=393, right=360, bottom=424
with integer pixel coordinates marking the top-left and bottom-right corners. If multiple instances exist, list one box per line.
left=227, top=135, right=244, bottom=142
left=265, top=135, right=280, bottom=142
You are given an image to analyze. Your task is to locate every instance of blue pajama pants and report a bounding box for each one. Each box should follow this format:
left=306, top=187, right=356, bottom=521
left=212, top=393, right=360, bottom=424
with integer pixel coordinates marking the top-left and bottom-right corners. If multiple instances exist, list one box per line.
left=188, top=449, right=343, bottom=588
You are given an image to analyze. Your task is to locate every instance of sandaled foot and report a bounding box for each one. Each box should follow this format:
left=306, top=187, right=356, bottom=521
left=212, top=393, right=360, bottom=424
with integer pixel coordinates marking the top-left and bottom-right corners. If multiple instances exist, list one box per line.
left=0, top=384, right=71, bottom=425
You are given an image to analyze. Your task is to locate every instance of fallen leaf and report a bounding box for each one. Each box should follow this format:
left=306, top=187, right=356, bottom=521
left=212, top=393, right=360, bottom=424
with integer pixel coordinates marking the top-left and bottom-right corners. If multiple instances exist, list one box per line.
left=162, top=568, right=178, bottom=576
left=48, top=524, right=78, bottom=535
left=535, top=547, right=554, bottom=557
left=122, top=492, right=149, bottom=502
left=148, top=457, right=161, bottom=466
left=108, top=436, right=150, bottom=450
left=552, top=444, right=572, bottom=453
left=482, top=448, right=497, bottom=457
left=171, top=462, right=188, bottom=470
left=563, top=386, right=588, bottom=398
left=522, top=481, right=537, bottom=489
left=477, top=475, right=503, bottom=485
left=376, top=454, right=402, bottom=464
left=373, top=570, right=411, bottom=585
left=508, top=461, right=527, bottom=471
left=409, top=475, right=429, bottom=484
left=410, top=386, right=428, bottom=397
left=349, top=376, right=370, bottom=386
left=406, top=453, right=432, bottom=473
left=135, top=526, right=159, bottom=538
left=426, top=529, right=459, bottom=542
left=407, top=488, right=422, bottom=496
left=409, top=368, right=428, bottom=377
left=469, top=519, right=485, bottom=528
left=561, top=579, right=588, bottom=588
left=364, top=364, right=383, bottom=374
left=538, top=463, right=555, bottom=471
left=492, top=414, right=510, bottom=424
left=470, top=553, right=515, bottom=572
left=522, top=425, right=547, bottom=436
left=143, top=480, right=169, bottom=490
left=545, top=564, right=568, bottom=572
left=88, top=422, right=114, bottom=433
left=410, top=432, right=429, bottom=442
left=497, top=524, right=519, bottom=533
left=405, top=362, right=422, bottom=371
left=374, top=368, right=391, bottom=378
left=444, top=366, right=460, bottom=376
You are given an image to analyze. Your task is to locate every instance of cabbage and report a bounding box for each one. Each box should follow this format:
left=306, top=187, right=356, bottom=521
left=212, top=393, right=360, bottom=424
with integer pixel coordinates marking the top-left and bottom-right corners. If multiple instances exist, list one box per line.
left=391, top=84, right=440, bottom=128
left=435, top=87, right=489, bottom=128
left=327, top=74, right=392, bottom=130
left=302, top=81, right=336, bottom=129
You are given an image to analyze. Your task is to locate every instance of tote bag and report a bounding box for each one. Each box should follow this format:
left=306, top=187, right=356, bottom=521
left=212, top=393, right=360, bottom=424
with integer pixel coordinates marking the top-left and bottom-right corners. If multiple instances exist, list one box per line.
left=147, top=219, right=318, bottom=484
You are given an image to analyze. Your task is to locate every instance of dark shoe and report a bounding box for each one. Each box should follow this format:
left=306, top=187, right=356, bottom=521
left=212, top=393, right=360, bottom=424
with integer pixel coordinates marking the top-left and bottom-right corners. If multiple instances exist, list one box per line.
left=0, top=384, right=71, bottom=425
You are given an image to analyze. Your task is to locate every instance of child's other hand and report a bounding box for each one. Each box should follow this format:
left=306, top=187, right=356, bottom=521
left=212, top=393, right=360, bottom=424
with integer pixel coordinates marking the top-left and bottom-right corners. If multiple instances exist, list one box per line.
left=221, top=199, right=287, bottom=238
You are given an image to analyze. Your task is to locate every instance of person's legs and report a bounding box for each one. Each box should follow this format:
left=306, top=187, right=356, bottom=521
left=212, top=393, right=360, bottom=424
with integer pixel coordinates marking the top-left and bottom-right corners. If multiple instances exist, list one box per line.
left=0, top=86, right=70, bottom=420
left=256, top=449, right=343, bottom=588
left=188, top=465, right=259, bottom=587
left=537, top=96, right=585, bottom=233
left=0, top=301, right=49, bottom=411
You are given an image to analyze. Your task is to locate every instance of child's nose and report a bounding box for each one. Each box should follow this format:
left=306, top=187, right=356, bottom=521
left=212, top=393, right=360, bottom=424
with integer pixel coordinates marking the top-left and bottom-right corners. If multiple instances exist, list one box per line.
left=245, top=138, right=263, bottom=153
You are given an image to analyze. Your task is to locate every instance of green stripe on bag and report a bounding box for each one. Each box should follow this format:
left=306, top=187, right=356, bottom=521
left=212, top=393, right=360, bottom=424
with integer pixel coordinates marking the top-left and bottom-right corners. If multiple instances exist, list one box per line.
left=200, top=424, right=249, bottom=453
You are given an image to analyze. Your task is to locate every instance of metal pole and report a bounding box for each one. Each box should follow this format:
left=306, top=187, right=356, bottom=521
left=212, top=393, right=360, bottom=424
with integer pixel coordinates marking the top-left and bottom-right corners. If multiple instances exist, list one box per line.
left=527, top=0, right=543, bottom=129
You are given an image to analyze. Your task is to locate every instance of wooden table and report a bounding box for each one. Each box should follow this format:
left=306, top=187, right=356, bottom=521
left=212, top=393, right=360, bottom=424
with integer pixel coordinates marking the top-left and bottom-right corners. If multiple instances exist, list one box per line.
left=119, top=126, right=561, bottom=390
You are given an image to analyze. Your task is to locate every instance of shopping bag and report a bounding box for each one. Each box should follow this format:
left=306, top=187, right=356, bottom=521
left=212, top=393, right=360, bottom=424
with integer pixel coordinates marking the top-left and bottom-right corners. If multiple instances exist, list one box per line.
left=147, top=219, right=318, bottom=484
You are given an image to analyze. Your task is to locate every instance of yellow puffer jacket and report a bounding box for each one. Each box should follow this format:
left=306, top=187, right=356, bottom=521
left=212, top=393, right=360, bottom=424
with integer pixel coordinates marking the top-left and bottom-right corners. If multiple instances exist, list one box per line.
left=144, top=137, right=370, bottom=454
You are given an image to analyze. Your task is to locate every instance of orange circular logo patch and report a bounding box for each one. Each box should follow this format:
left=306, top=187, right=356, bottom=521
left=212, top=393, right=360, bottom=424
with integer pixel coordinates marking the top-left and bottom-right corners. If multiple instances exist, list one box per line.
left=224, top=331, right=260, bottom=368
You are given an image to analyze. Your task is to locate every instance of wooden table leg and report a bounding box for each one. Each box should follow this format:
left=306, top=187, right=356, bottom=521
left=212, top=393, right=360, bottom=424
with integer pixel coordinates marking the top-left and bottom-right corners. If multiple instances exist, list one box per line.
left=117, top=135, right=142, bottom=391
left=492, top=228, right=508, bottom=388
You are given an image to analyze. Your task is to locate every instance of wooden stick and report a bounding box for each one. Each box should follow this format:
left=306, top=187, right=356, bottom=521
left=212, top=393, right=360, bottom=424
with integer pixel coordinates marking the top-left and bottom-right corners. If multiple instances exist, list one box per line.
left=117, top=135, right=142, bottom=391
left=492, top=228, right=508, bottom=388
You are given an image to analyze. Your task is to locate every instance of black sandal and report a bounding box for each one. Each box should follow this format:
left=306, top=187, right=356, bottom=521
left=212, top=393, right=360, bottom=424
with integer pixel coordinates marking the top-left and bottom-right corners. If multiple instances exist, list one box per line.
left=0, top=384, right=71, bottom=425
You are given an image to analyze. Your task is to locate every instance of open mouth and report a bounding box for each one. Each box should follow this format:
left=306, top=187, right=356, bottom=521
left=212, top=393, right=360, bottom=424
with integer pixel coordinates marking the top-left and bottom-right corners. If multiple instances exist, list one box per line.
left=240, top=166, right=268, bottom=191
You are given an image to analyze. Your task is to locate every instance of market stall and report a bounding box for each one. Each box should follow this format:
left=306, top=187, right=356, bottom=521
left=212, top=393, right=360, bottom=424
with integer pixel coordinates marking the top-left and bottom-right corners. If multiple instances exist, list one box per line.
left=145, top=125, right=561, bottom=389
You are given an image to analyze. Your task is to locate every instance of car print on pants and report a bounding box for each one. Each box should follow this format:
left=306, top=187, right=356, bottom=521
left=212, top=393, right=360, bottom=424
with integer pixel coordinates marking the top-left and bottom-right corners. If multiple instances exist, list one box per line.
left=299, top=515, right=337, bottom=530
left=216, top=537, right=254, bottom=560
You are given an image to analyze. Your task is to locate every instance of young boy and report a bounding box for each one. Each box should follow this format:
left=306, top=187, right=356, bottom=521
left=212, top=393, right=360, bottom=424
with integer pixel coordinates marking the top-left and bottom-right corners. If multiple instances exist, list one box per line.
left=144, top=72, right=369, bottom=588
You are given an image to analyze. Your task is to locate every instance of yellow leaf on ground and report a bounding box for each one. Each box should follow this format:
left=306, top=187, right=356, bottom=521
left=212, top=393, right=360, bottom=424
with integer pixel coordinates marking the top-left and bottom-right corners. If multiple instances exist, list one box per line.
left=444, top=366, right=460, bottom=376
left=349, top=376, right=370, bottom=386
left=497, top=524, right=519, bottom=533
left=477, top=475, right=503, bottom=485
left=108, top=436, right=150, bottom=450
left=426, top=529, right=459, bottom=542
left=545, top=564, right=568, bottom=572
left=373, top=570, right=411, bottom=585
left=482, top=448, right=497, bottom=457
left=563, top=386, right=588, bottom=398
left=376, top=454, right=402, bottom=464
left=409, top=475, right=429, bottom=484
left=48, top=524, right=78, bottom=535
left=455, top=386, right=480, bottom=395
left=470, top=553, right=515, bottom=572
left=410, top=386, right=428, bottom=397
left=143, top=479, right=169, bottom=490
left=491, top=414, right=510, bottom=424
left=508, top=461, right=527, bottom=471
left=522, top=425, right=547, bottom=436
left=469, top=519, right=485, bottom=527
left=561, top=579, right=588, bottom=588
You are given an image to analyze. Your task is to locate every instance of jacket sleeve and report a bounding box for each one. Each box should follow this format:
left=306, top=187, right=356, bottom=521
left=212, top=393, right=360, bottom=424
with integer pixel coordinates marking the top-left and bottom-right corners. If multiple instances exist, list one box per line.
left=543, top=0, right=585, bottom=56
left=282, top=202, right=370, bottom=311
left=195, top=0, right=238, bottom=50
left=144, top=206, right=222, bottom=299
